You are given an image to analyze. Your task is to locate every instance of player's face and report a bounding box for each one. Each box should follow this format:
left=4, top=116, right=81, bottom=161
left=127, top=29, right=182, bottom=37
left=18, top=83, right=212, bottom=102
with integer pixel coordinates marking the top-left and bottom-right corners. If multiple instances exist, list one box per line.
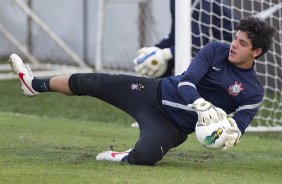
left=228, top=30, right=262, bottom=69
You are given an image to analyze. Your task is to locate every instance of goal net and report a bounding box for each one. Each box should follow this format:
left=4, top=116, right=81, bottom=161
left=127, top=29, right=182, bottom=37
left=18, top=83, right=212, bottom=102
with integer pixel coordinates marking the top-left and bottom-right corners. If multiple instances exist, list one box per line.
left=98, top=0, right=282, bottom=132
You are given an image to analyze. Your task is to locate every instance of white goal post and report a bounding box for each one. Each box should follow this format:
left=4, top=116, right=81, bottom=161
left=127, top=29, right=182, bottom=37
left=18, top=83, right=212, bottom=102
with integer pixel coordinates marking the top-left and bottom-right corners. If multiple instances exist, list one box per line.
left=97, top=0, right=282, bottom=132
left=175, top=0, right=191, bottom=75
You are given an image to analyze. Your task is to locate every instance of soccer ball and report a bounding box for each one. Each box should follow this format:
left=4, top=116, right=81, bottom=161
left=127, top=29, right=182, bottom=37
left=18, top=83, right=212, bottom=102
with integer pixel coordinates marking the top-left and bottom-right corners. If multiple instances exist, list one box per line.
left=195, top=117, right=231, bottom=149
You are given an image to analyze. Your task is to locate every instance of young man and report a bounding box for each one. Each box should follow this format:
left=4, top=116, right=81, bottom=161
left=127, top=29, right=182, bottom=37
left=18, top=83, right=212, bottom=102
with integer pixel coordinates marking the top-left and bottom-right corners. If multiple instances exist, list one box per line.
left=134, top=0, right=239, bottom=78
left=10, top=17, right=275, bottom=165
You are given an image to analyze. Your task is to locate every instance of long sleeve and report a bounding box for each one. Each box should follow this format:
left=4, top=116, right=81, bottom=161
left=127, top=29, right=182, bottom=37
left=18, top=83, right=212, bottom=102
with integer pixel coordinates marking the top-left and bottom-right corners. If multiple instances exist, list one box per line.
left=232, top=93, right=263, bottom=134
left=177, top=42, right=215, bottom=104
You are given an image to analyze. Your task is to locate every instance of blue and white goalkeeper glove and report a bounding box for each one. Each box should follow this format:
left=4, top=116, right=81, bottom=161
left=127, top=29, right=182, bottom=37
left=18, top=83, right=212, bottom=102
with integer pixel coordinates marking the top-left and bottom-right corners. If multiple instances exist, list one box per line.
left=133, top=47, right=173, bottom=78
left=223, top=118, right=242, bottom=150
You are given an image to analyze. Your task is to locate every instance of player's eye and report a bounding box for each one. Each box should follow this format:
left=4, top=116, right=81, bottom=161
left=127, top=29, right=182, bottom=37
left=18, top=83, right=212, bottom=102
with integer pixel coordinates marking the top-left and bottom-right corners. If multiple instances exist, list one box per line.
left=240, top=41, right=247, bottom=47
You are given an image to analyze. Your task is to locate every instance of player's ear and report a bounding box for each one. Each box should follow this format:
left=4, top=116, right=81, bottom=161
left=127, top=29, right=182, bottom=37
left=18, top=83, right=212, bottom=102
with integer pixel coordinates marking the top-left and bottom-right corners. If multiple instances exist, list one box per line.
left=253, top=48, right=262, bottom=58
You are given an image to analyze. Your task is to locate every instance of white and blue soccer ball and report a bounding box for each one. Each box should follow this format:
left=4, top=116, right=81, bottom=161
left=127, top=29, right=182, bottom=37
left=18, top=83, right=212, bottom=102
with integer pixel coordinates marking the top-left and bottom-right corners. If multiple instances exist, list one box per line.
left=195, top=117, right=232, bottom=149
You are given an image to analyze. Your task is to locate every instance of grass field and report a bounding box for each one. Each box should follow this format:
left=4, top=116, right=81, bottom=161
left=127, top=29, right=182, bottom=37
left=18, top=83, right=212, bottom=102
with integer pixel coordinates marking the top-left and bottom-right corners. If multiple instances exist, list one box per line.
left=0, top=80, right=282, bottom=184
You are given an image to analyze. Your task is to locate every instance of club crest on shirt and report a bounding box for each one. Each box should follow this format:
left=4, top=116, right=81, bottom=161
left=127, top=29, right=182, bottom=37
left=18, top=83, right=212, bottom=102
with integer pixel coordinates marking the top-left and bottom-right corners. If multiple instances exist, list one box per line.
left=228, top=81, right=244, bottom=96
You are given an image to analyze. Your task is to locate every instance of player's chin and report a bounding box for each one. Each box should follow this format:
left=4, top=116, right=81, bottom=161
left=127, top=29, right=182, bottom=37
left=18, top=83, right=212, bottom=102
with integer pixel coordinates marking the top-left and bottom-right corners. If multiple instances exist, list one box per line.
left=228, top=56, right=237, bottom=64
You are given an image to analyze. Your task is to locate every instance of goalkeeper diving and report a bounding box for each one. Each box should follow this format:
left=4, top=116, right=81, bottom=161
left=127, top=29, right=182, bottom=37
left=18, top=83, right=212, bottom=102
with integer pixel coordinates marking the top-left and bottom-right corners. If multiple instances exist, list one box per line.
left=10, top=17, right=275, bottom=165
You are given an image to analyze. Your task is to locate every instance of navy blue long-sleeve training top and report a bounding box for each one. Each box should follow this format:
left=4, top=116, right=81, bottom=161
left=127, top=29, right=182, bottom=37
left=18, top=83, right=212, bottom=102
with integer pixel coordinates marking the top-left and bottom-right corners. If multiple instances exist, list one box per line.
left=160, top=42, right=264, bottom=135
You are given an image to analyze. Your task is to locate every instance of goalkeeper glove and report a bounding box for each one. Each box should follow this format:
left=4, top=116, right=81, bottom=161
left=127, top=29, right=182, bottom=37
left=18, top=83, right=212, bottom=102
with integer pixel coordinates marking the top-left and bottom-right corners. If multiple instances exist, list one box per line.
left=133, top=47, right=173, bottom=78
left=223, top=118, right=242, bottom=150
left=192, top=98, right=227, bottom=125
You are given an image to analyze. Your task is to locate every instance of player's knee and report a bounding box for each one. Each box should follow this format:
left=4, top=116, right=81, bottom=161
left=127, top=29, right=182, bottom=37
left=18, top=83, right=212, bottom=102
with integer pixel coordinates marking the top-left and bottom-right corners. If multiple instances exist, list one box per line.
left=126, top=139, right=166, bottom=166
left=127, top=148, right=163, bottom=166
left=69, top=73, right=96, bottom=96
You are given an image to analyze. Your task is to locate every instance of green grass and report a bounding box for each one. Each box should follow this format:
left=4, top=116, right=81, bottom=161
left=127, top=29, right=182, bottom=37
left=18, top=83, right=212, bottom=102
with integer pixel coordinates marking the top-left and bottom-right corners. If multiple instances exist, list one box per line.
left=0, top=80, right=282, bottom=183
left=0, top=112, right=282, bottom=184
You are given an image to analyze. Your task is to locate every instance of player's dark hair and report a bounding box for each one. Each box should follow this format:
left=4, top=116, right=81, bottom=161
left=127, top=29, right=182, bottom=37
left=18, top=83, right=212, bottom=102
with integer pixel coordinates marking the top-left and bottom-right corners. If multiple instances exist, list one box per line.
left=236, top=17, right=276, bottom=58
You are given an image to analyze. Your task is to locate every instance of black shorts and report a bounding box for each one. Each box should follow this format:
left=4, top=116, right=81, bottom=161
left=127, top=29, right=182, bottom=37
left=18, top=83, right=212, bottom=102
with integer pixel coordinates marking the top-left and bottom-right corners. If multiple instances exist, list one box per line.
left=69, top=73, right=187, bottom=165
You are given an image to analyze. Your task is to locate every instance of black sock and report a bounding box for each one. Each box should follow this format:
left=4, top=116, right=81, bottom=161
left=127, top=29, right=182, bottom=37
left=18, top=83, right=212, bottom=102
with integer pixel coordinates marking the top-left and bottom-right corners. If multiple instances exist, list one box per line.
left=31, top=78, right=51, bottom=93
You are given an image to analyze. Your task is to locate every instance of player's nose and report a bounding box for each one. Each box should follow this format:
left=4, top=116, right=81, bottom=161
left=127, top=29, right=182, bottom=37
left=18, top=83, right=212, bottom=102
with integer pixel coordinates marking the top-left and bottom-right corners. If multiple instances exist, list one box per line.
left=231, top=42, right=238, bottom=49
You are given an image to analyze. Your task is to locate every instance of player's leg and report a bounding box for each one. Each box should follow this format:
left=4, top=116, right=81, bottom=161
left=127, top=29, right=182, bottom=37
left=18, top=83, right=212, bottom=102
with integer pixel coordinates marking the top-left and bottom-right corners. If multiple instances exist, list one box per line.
left=93, top=77, right=188, bottom=165
left=125, top=110, right=187, bottom=165
left=49, top=75, right=73, bottom=95
left=69, top=73, right=187, bottom=165
left=67, top=72, right=160, bottom=112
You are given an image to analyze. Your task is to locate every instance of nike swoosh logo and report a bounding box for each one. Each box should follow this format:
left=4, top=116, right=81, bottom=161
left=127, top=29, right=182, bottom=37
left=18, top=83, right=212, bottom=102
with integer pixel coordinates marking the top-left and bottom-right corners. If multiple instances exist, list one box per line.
left=19, top=73, right=34, bottom=94
left=212, top=67, right=221, bottom=71
left=111, top=151, right=129, bottom=158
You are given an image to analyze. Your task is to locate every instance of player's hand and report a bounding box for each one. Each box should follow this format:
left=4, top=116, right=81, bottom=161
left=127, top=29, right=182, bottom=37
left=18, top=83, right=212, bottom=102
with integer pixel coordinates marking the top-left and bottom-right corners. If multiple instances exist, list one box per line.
left=223, top=118, right=242, bottom=150
left=192, top=98, right=227, bottom=125
left=133, top=47, right=173, bottom=78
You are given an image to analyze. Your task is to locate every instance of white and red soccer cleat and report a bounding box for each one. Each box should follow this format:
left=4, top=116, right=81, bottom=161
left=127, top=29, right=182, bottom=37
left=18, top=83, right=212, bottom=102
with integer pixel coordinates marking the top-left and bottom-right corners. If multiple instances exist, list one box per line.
left=9, top=53, right=40, bottom=97
left=96, top=149, right=132, bottom=162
